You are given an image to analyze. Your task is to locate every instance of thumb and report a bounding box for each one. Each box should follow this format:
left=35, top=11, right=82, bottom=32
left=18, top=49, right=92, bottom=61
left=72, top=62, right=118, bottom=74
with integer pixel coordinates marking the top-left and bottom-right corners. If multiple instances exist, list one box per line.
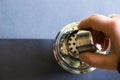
left=79, top=52, right=117, bottom=70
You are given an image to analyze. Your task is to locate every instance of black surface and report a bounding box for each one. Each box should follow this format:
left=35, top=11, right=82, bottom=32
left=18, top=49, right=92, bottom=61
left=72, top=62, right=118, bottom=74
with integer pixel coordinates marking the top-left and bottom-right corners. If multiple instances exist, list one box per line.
left=0, top=39, right=119, bottom=80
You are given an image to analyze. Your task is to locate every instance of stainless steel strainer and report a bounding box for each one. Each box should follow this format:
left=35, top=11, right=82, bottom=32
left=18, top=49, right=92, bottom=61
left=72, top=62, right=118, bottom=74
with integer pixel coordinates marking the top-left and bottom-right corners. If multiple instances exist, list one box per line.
left=53, top=22, right=108, bottom=74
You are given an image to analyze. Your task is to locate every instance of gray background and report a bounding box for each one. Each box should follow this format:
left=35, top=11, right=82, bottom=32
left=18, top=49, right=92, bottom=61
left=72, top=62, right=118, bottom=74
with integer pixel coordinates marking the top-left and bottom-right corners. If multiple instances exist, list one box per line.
left=0, top=0, right=120, bottom=39
left=0, top=0, right=120, bottom=80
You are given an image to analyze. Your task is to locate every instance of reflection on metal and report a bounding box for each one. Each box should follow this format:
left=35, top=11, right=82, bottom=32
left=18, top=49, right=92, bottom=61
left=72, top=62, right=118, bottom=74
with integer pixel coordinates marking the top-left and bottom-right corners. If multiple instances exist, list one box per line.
left=53, top=22, right=107, bottom=74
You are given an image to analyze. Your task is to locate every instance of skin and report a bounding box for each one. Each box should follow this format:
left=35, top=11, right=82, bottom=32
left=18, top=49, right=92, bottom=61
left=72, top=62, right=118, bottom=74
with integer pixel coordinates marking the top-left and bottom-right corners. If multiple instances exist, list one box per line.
left=78, top=14, right=120, bottom=71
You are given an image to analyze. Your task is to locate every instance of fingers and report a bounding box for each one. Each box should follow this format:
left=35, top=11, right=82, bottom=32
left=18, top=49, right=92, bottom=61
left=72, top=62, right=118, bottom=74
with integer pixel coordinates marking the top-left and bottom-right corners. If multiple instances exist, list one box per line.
left=78, top=14, right=113, bottom=35
left=79, top=51, right=118, bottom=70
left=78, top=14, right=119, bottom=70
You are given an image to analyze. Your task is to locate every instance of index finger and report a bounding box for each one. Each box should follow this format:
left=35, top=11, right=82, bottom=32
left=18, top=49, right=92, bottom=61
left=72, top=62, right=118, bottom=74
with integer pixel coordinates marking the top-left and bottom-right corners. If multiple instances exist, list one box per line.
left=78, top=14, right=113, bottom=34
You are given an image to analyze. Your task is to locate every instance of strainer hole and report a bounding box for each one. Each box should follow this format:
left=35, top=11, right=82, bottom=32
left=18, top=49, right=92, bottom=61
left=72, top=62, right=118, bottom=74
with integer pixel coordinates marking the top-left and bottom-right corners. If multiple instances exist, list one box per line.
left=74, top=51, right=77, bottom=53
left=76, top=47, right=78, bottom=49
left=68, top=43, right=71, bottom=45
left=72, top=34, right=75, bottom=37
left=70, top=48, right=73, bottom=50
left=69, top=38, right=72, bottom=41
left=73, top=43, right=76, bottom=45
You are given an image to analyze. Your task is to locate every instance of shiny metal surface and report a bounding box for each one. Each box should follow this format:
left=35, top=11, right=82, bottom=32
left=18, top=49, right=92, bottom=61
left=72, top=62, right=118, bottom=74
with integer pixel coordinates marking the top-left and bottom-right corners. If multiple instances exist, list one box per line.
left=53, top=22, right=107, bottom=74
left=76, top=30, right=96, bottom=53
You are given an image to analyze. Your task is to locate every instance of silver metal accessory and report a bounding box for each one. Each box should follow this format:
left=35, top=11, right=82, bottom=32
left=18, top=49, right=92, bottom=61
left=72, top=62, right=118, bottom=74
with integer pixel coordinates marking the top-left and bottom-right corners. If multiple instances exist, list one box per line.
left=53, top=22, right=108, bottom=74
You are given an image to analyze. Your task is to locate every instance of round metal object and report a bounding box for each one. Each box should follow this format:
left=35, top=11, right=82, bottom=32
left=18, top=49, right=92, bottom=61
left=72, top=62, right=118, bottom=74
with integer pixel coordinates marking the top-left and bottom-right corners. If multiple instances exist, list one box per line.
left=53, top=22, right=108, bottom=74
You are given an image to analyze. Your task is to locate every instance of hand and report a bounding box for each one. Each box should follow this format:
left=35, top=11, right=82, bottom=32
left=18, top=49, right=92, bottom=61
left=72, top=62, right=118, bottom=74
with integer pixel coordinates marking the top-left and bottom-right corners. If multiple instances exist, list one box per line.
left=78, top=14, right=120, bottom=70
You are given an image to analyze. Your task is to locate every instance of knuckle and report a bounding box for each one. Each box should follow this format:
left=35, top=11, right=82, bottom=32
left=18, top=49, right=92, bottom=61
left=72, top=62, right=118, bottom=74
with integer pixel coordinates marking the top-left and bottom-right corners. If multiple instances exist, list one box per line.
left=108, top=20, right=119, bottom=33
left=85, top=55, right=96, bottom=66
left=87, top=59, right=95, bottom=66
left=90, top=14, right=100, bottom=17
left=89, top=14, right=100, bottom=19
left=109, top=20, right=118, bottom=27
left=88, top=14, right=100, bottom=23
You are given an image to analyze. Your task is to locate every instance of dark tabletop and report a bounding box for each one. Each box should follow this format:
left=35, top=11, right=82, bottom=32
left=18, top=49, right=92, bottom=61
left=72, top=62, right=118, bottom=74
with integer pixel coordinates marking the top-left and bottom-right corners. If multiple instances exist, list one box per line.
left=0, top=39, right=119, bottom=80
